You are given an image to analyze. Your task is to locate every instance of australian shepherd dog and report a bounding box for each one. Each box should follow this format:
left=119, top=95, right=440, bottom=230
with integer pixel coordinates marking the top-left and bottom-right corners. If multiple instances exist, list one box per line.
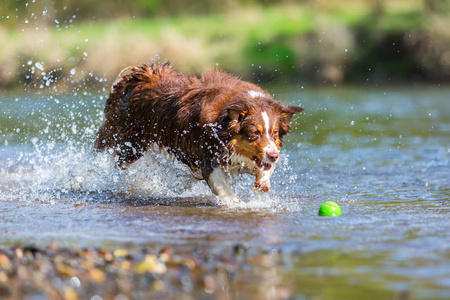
left=94, top=63, right=303, bottom=202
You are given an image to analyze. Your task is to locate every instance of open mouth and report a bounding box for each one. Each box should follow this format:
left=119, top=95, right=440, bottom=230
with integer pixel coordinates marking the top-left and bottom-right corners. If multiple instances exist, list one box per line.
left=253, top=156, right=272, bottom=171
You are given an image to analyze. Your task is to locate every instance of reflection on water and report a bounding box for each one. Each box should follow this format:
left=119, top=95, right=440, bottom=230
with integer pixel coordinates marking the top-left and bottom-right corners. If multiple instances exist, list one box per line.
left=0, top=86, right=449, bottom=298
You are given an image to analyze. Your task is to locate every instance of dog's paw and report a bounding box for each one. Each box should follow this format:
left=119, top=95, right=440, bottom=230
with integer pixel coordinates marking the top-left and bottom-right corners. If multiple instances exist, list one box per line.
left=252, top=180, right=270, bottom=192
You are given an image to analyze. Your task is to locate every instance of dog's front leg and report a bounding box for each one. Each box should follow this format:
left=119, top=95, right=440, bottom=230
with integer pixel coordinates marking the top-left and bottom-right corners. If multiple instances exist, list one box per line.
left=208, top=168, right=240, bottom=203
left=202, top=161, right=239, bottom=203
left=253, top=165, right=275, bottom=192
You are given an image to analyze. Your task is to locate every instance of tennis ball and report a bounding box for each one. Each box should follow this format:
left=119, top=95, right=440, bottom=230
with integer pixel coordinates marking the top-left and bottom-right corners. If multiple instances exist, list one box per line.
left=318, top=201, right=341, bottom=217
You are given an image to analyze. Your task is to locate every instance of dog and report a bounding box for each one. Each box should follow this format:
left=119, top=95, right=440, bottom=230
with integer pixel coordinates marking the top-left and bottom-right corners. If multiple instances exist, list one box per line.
left=94, top=63, right=303, bottom=202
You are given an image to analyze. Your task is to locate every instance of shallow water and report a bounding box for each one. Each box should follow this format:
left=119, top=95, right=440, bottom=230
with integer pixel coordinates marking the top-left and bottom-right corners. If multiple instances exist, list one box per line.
left=1, top=86, right=449, bottom=298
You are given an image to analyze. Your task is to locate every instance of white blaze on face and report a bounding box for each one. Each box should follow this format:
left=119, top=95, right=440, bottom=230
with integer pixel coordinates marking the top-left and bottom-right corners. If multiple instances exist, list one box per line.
left=261, top=111, right=278, bottom=162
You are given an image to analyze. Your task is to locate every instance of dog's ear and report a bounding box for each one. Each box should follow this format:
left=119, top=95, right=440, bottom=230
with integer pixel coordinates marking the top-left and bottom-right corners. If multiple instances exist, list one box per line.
left=227, top=103, right=251, bottom=124
left=281, top=106, right=304, bottom=122
left=227, top=108, right=249, bottom=123
left=279, top=105, right=303, bottom=137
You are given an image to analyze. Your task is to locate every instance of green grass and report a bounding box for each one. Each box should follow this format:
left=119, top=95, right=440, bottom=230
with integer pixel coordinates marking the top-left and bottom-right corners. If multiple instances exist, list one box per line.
left=375, top=11, right=428, bottom=33
left=0, top=1, right=446, bottom=89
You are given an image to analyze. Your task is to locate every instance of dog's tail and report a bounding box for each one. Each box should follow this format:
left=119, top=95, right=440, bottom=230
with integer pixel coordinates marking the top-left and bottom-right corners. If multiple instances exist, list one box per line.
left=94, top=62, right=177, bottom=157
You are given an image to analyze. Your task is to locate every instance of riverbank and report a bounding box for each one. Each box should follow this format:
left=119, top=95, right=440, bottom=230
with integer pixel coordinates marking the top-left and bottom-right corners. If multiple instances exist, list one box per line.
left=1, top=0, right=449, bottom=91
left=0, top=243, right=287, bottom=299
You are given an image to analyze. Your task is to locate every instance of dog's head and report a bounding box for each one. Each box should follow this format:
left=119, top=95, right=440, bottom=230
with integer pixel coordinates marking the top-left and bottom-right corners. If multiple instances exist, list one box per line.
left=225, top=90, right=303, bottom=171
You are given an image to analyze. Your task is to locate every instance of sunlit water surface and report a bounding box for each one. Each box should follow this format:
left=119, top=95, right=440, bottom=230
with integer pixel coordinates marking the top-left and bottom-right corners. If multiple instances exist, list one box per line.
left=1, top=86, right=449, bottom=298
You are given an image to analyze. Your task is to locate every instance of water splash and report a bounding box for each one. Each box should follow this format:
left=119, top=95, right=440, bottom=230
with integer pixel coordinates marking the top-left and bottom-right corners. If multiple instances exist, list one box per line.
left=2, top=136, right=299, bottom=211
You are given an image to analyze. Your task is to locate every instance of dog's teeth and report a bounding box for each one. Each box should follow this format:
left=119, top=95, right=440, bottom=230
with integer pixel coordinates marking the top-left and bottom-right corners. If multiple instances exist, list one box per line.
left=262, top=162, right=271, bottom=171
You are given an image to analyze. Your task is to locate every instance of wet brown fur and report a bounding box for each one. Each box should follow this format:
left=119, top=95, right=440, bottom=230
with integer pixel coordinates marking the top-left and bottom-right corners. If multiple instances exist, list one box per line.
left=94, top=63, right=303, bottom=182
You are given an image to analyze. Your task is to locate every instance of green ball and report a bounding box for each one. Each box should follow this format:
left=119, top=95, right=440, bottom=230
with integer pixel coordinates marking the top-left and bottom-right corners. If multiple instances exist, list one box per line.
left=318, top=201, right=342, bottom=217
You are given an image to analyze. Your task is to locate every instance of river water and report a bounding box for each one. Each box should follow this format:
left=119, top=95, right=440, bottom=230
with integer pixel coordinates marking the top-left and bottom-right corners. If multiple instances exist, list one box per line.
left=1, top=85, right=449, bottom=298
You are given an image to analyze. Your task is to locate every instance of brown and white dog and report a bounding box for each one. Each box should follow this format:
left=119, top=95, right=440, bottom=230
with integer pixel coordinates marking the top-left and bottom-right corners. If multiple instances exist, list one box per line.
left=94, top=63, right=303, bottom=202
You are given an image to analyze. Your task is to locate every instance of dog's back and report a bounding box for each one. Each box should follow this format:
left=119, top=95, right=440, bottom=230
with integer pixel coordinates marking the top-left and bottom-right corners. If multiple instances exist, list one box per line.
left=94, top=63, right=180, bottom=155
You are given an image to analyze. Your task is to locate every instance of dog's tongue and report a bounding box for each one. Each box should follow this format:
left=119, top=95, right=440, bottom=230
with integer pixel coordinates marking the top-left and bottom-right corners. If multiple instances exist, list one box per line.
left=263, top=163, right=271, bottom=171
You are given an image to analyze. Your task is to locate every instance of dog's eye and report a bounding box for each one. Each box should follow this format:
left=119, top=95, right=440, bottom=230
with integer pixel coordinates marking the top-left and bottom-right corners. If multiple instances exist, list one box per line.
left=272, top=130, right=279, bottom=138
left=249, top=130, right=261, bottom=141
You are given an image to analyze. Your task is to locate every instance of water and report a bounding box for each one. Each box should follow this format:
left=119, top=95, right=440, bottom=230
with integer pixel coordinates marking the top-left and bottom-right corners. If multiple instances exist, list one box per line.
left=1, top=86, right=449, bottom=298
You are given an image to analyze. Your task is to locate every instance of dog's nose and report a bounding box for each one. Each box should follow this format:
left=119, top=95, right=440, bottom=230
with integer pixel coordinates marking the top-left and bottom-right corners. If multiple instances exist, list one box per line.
left=267, top=151, right=279, bottom=163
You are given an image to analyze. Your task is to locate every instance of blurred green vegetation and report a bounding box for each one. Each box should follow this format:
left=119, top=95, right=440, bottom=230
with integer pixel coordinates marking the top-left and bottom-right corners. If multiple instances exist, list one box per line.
left=0, top=0, right=449, bottom=90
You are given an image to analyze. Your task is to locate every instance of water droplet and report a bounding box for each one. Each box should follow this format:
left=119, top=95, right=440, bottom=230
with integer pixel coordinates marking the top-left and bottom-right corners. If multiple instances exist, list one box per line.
left=35, top=62, right=44, bottom=71
left=70, top=68, right=76, bottom=75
